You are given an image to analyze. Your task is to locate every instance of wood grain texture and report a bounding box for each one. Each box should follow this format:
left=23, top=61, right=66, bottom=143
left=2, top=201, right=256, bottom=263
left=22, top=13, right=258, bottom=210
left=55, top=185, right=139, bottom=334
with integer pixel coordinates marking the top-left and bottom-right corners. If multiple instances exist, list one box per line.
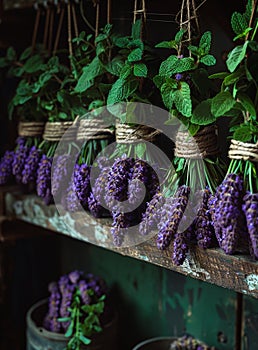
left=5, top=191, right=258, bottom=299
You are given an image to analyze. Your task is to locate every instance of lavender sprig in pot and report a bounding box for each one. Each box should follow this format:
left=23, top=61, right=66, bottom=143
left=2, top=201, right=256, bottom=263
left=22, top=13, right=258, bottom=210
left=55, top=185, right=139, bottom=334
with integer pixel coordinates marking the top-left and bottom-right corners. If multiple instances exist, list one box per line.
left=39, top=270, right=116, bottom=350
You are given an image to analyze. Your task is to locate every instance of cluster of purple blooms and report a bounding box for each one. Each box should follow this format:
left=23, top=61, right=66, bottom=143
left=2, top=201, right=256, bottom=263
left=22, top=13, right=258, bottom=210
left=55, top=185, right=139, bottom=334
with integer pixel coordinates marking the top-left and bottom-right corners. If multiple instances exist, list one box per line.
left=43, top=270, right=107, bottom=333
left=209, top=173, right=247, bottom=255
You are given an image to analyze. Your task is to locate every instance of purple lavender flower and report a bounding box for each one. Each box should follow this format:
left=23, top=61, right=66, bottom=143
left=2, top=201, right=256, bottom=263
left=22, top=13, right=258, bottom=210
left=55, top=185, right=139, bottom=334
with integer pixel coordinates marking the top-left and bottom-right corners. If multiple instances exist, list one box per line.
left=36, top=155, right=53, bottom=205
left=111, top=210, right=133, bottom=247
left=157, top=185, right=190, bottom=250
left=62, top=179, right=80, bottom=212
left=59, top=279, right=75, bottom=332
left=107, top=155, right=133, bottom=202
left=0, top=150, right=14, bottom=185
left=212, top=174, right=244, bottom=254
left=128, top=160, right=149, bottom=205
left=22, top=146, right=41, bottom=185
left=78, top=280, right=91, bottom=305
left=69, top=270, right=82, bottom=284
left=88, top=166, right=110, bottom=217
left=12, top=144, right=29, bottom=183
left=51, top=154, right=71, bottom=197
left=243, top=192, right=258, bottom=259
left=172, top=230, right=189, bottom=266
left=195, top=188, right=214, bottom=249
left=74, top=163, right=91, bottom=208
left=139, top=192, right=165, bottom=235
left=43, top=282, right=62, bottom=333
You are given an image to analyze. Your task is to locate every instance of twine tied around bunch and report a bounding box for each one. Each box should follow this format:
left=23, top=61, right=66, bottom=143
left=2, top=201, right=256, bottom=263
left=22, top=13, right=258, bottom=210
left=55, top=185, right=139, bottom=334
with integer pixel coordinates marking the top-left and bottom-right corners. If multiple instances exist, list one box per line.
left=228, top=139, right=258, bottom=162
left=18, top=122, right=45, bottom=137
left=116, top=123, right=161, bottom=144
left=77, top=119, right=114, bottom=141
left=175, top=125, right=219, bottom=159
left=43, top=121, right=76, bottom=141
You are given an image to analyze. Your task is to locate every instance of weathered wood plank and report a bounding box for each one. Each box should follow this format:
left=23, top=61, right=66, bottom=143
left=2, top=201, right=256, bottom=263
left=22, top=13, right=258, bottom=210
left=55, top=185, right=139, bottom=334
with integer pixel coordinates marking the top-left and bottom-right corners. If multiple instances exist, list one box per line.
left=5, top=191, right=258, bottom=298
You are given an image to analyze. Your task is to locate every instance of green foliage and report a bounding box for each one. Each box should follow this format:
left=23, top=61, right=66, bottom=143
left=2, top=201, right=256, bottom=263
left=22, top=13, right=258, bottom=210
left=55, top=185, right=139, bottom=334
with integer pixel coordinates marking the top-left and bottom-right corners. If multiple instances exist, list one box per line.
left=59, top=289, right=105, bottom=350
left=211, top=91, right=236, bottom=117
left=154, top=28, right=216, bottom=128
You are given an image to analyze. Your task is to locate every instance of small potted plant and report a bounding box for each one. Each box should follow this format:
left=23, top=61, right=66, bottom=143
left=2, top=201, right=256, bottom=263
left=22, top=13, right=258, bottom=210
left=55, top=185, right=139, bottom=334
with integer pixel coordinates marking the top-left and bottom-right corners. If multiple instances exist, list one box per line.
left=26, top=270, right=117, bottom=350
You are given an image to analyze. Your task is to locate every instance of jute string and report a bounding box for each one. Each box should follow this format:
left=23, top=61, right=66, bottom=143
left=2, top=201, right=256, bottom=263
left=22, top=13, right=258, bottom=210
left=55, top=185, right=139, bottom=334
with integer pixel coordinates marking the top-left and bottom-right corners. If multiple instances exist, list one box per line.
left=18, top=122, right=45, bottom=137
left=116, top=123, right=161, bottom=144
left=133, top=0, right=147, bottom=24
left=77, top=119, right=114, bottom=141
left=43, top=121, right=76, bottom=141
left=228, top=139, right=258, bottom=162
left=175, top=125, right=219, bottom=159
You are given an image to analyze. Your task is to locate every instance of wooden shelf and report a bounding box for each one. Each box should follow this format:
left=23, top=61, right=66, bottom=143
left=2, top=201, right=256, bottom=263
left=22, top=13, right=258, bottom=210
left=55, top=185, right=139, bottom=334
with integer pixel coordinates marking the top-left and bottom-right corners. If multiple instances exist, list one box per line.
left=4, top=190, right=258, bottom=299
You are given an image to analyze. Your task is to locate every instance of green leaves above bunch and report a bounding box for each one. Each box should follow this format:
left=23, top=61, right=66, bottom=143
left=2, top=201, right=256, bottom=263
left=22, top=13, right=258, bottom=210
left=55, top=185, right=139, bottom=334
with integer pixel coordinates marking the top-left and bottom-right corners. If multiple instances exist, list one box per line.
left=207, top=0, right=258, bottom=143
left=154, top=29, right=216, bottom=131
left=107, top=20, right=153, bottom=108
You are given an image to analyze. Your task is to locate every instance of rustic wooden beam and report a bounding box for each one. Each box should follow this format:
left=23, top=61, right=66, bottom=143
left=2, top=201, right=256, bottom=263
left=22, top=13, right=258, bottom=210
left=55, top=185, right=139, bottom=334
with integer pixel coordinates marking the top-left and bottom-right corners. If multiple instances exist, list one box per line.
left=4, top=191, right=258, bottom=299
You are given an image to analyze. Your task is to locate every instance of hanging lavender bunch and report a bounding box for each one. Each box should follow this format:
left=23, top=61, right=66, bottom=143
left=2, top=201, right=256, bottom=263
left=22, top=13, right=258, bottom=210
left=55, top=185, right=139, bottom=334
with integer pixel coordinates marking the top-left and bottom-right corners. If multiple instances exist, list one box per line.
left=73, top=163, right=91, bottom=208
left=243, top=192, right=258, bottom=258
left=157, top=185, right=190, bottom=250
left=51, top=154, right=71, bottom=198
left=61, top=178, right=80, bottom=212
left=59, top=275, right=76, bottom=332
left=107, top=154, right=134, bottom=202
left=12, top=142, right=29, bottom=183
left=36, top=155, right=53, bottom=205
left=0, top=150, right=15, bottom=185
left=195, top=188, right=215, bottom=249
left=21, top=146, right=42, bottom=185
left=139, top=192, right=165, bottom=236
left=88, top=166, right=110, bottom=218
left=111, top=210, right=133, bottom=247
left=128, top=159, right=150, bottom=205
left=172, top=230, right=189, bottom=266
left=213, top=173, right=244, bottom=254
left=43, top=282, right=62, bottom=333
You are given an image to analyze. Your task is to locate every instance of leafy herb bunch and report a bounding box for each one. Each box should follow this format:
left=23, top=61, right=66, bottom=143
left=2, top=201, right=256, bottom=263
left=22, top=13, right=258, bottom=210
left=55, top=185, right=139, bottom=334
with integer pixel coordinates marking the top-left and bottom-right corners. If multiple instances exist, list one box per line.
left=43, top=270, right=109, bottom=350
left=209, top=0, right=258, bottom=143
left=154, top=28, right=217, bottom=135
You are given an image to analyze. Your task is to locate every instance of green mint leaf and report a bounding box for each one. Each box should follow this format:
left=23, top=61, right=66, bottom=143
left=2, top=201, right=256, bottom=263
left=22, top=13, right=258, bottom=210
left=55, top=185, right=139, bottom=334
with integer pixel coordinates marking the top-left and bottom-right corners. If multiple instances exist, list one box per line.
left=107, top=77, right=138, bottom=105
left=223, top=67, right=245, bottom=86
left=159, top=55, right=178, bottom=76
left=128, top=48, right=143, bottom=62
left=132, top=19, right=142, bottom=40
left=173, top=82, right=192, bottom=117
left=231, top=12, right=248, bottom=36
left=172, top=57, right=196, bottom=74
left=175, top=29, right=185, bottom=43
left=199, top=31, right=212, bottom=55
left=105, top=57, right=124, bottom=76
left=7, top=47, right=16, bottom=61
left=75, top=57, right=104, bottom=93
left=188, top=123, right=200, bottom=136
left=113, top=36, right=130, bottom=48
left=23, top=54, right=43, bottom=73
left=133, top=62, right=147, bottom=77
left=160, top=82, right=175, bottom=110
left=19, top=47, right=32, bottom=61
left=233, top=124, right=253, bottom=142
left=188, top=45, right=200, bottom=56
left=237, top=92, right=257, bottom=118
left=226, top=41, right=249, bottom=72
left=155, top=41, right=174, bottom=49
left=0, top=57, right=8, bottom=68
left=79, top=334, right=91, bottom=345
left=209, top=72, right=229, bottom=79
left=128, top=39, right=144, bottom=50
left=244, top=0, right=253, bottom=22
left=153, top=75, right=166, bottom=89
left=191, top=99, right=216, bottom=125
left=58, top=317, right=71, bottom=322
left=211, top=91, right=236, bottom=117
left=65, top=321, right=74, bottom=338
left=233, top=27, right=252, bottom=41
left=200, top=54, right=216, bottom=66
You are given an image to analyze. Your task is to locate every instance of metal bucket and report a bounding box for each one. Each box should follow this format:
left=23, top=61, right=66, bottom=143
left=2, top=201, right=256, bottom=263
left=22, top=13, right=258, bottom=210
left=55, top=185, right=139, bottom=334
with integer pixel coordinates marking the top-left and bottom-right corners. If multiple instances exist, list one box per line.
left=132, top=337, right=176, bottom=350
left=26, top=299, right=118, bottom=350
